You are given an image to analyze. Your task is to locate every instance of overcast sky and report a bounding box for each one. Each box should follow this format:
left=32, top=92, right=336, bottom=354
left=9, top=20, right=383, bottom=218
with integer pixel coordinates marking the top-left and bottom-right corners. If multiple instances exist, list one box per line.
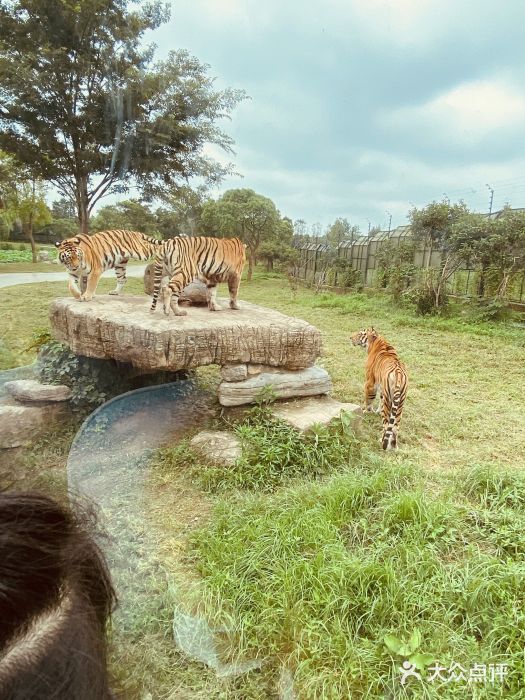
left=147, top=0, right=525, bottom=233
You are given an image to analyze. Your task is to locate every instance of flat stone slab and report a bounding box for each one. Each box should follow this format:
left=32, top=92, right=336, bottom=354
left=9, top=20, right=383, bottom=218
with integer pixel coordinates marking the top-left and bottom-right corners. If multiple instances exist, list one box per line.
left=190, top=430, right=242, bottom=466
left=49, top=296, right=322, bottom=373
left=218, top=366, right=332, bottom=407
left=272, top=396, right=361, bottom=432
left=5, top=379, right=72, bottom=403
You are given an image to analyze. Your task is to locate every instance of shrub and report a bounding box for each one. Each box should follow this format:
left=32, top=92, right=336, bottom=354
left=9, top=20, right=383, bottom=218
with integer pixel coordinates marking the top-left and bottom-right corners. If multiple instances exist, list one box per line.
left=36, top=340, right=186, bottom=410
left=375, top=240, right=416, bottom=300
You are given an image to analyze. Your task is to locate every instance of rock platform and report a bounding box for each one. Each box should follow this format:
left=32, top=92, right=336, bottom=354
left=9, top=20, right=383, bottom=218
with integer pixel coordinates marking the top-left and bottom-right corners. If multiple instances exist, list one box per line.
left=50, top=295, right=329, bottom=406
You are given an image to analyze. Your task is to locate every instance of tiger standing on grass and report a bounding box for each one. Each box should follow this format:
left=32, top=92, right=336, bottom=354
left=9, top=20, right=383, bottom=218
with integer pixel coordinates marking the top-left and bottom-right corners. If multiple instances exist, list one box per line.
left=351, top=327, right=408, bottom=450
left=150, top=236, right=246, bottom=316
left=55, top=229, right=163, bottom=301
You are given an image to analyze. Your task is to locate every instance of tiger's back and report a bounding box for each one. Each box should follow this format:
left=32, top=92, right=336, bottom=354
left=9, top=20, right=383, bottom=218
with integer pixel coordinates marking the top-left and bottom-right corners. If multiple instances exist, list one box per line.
left=351, top=328, right=408, bottom=450
left=151, top=236, right=246, bottom=316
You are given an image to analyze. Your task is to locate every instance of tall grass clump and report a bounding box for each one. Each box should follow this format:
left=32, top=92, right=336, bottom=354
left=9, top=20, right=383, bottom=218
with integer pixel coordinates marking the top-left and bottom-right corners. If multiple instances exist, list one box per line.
left=192, top=460, right=525, bottom=698
left=152, top=405, right=362, bottom=492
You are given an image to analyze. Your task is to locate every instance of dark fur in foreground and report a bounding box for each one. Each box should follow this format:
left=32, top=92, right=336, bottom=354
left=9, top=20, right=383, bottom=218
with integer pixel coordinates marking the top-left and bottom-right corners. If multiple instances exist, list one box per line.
left=0, top=492, right=116, bottom=700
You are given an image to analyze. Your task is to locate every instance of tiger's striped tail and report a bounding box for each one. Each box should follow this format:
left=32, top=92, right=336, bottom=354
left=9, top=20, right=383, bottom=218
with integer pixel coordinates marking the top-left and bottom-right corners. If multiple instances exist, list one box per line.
left=382, top=370, right=406, bottom=450
left=149, top=252, right=166, bottom=313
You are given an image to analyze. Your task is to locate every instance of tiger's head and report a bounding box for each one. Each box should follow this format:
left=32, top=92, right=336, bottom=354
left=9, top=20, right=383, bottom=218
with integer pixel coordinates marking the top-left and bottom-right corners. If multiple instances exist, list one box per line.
left=55, top=238, right=83, bottom=272
left=351, top=327, right=378, bottom=349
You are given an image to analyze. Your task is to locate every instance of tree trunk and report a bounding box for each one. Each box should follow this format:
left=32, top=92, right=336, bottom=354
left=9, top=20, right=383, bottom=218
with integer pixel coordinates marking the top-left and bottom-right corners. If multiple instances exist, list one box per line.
left=23, top=221, right=37, bottom=263
left=76, top=175, right=90, bottom=233
left=247, top=252, right=255, bottom=281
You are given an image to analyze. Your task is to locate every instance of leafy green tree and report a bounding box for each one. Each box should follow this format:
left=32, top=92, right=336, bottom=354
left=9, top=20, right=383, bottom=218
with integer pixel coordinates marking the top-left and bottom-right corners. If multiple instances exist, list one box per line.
left=326, top=217, right=360, bottom=248
left=259, top=217, right=295, bottom=271
left=201, top=188, right=281, bottom=280
left=51, top=198, right=77, bottom=222
left=159, top=185, right=207, bottom=237
left=90, top=199, right=160, bottom=236
left=0, top=150, right=51, bottom=258
left=452, top=208, right=525, bottom=299
left=409, top=199, right=470, bottom=309
left=0, top=0, right=246, bottom=233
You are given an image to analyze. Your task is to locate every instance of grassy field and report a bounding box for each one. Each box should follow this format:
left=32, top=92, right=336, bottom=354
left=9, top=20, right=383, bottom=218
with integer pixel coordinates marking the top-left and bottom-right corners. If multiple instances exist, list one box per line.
left=1, top=272, right=524, bottom=698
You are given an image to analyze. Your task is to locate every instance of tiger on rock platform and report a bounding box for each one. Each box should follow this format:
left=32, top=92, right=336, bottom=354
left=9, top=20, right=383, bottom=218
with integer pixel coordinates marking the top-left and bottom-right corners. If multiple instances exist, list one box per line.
left=55, top=229, right=162, bottom=301
left=150, top=236, right=246, bottom=317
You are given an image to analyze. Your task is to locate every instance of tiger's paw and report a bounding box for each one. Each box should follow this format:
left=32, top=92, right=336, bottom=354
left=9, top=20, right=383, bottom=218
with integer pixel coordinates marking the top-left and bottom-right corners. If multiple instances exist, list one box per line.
left=80, top=294, right=93, bottom=302
left=173, top=309, right=188, bottom=316
left=209, top=304, right=223, bottom=312
left=230, top=301, right=240, bottom=310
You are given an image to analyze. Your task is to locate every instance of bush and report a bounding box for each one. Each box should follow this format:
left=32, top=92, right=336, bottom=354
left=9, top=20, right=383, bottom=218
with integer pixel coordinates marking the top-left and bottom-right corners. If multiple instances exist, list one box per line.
left=375, top=240, right=416, bottom=300
left=36, top=340, right=186, bottom=410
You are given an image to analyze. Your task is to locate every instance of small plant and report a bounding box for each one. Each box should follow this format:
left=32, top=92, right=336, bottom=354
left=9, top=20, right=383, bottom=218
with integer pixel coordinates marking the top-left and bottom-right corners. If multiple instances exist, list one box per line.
left=384, top=629, right=434, bottom=671
left=254, top=384, right=277, bottom=406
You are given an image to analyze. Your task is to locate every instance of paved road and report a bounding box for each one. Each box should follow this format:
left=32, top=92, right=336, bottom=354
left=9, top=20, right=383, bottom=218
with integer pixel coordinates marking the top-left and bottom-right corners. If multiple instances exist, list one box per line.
left=0, top=265, right=148, bottom=289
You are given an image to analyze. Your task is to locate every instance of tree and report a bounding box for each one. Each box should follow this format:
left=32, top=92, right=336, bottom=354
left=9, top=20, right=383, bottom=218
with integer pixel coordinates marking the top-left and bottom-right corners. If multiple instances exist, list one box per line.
left=90, top=199, right=160, bottom=236
left=452, top=208, right=525, bottom=299
left=258, top=216, right=295, bottom=271
left=51, top=197, right=77, bottom=222
left=409, top=199, right=470, bottom=309
left=326, top=217, right=360, bottom=248
left=159, top=185, right=207, bottom=237
left=0, top=0, right=246, bottom=233
left=0, top=150, right=51, bottom=258
left=201, top=188, right=281, bottom=281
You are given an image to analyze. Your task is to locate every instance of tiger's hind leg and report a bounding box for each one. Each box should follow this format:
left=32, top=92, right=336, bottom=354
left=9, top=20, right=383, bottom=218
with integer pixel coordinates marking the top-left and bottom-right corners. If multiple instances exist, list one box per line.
left=109, top=261, right=128, bottom=295
left=228, top=273, right=241, bottom=310
left=364, top=372, right=377, bottom=412
left=164, top=271, right=188, bottom=316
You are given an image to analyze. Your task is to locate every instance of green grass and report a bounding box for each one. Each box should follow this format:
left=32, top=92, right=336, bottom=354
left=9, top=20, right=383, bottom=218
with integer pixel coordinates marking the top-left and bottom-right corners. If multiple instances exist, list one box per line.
left=191, top=457, right=525, bottom=698
left=1, top=270, right=524, bottom=698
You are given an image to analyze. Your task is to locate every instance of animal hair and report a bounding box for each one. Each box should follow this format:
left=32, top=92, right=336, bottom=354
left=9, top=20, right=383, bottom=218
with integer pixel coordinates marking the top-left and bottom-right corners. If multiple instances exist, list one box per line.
left=0, top=491, right=116, bottom=700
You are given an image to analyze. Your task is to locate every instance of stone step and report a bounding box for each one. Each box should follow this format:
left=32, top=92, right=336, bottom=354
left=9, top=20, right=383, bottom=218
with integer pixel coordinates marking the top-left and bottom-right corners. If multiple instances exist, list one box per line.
left=4, top=379, right=72, bottom=403
left=218, top=366, right=332, bottom=407
left=272, top=396, right=361, bottom=432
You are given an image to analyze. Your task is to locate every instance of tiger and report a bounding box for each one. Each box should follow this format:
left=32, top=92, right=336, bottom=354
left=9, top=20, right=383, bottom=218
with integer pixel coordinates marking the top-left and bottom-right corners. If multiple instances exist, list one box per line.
left=150, top=236, right=246, bottom=316
left=351, top=327, right=408, bottom=450
left=55, top=229, right=163, bottom=301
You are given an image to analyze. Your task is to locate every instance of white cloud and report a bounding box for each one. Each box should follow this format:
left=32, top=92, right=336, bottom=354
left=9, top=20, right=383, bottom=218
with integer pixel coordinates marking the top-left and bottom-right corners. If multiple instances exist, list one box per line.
left=384, top=79, right=525, bottom=144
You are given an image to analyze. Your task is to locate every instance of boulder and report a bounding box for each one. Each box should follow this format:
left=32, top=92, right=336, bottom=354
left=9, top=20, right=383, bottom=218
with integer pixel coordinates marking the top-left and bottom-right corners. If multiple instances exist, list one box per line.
left=190, top=430, right=242, bottom=466
left=220, top=364, right=248, bottom=382
left=218, top=366, right=332, bottom=407
left=0, top=405, right=48, bottom=448
left=37, top=250, right=51, bottom=262
left=49, top=296, right=322, bottom=373
left=272, top=396, right=361, bottom=432
left=4, top=379, right=72, bottom=403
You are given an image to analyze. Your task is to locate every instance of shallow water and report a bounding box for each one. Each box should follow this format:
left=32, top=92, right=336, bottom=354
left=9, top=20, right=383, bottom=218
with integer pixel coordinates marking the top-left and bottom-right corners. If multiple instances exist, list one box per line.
left=67, top=381, right=214, bottom=621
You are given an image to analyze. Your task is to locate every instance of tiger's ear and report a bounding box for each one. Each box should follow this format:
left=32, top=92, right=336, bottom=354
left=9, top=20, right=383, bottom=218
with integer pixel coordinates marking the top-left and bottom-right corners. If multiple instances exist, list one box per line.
left=54, top=241, right=61, bottom=248
left=73, top=237, right=81, bottom=244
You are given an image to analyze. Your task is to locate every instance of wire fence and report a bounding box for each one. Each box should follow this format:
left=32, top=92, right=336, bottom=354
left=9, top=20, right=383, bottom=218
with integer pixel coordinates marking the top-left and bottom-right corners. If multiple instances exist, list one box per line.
left=293, top=225, right=525, bottom=304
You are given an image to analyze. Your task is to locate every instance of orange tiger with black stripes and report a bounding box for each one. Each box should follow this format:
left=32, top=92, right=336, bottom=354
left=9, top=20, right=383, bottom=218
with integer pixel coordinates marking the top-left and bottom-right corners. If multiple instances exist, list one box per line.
left=55, top=229, right=162, bottom=301
left=150, top=236, right=246, bottom=316
left=351, top=327, right=408, bottom=450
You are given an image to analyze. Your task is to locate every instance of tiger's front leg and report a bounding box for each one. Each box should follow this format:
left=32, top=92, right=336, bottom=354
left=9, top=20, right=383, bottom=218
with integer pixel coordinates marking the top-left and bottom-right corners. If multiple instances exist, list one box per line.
left=68, top=274, right=82, bottom=300
left=80, top=269, right=102, bottom=301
